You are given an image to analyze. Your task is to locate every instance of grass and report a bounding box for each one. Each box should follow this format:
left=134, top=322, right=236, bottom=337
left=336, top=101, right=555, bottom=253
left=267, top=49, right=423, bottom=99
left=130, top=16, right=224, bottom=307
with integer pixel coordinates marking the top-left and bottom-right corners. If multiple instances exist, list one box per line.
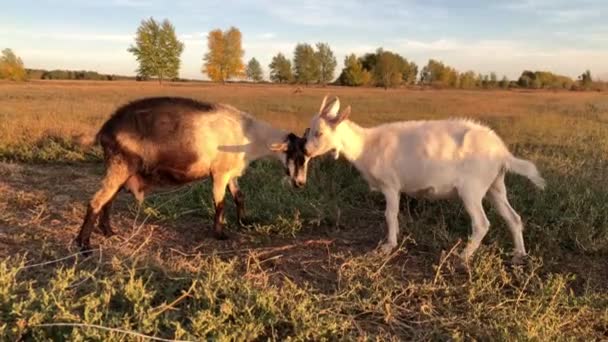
left=0, top=80, right=607, bottom=340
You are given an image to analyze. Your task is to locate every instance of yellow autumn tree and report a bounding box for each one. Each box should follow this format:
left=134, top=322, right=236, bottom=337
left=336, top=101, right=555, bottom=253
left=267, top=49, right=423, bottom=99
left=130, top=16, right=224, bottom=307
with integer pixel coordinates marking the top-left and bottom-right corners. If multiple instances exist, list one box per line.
left=0, top=48, right=27, bottom=81
left=203, top=27, right=245, bottom=82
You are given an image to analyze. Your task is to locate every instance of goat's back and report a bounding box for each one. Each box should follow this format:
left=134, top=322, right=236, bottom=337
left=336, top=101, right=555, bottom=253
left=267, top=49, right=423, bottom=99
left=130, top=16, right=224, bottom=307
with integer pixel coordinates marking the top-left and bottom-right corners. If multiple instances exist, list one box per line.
left=369, top=118, right=509, bottom=160
left=97, top=97, right=254, bottom=183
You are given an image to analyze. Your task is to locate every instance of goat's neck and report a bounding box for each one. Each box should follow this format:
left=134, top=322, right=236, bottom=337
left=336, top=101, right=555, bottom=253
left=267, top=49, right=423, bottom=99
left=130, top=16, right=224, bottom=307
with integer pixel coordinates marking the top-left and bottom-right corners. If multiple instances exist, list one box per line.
left=335, top=120, right=367, bottom=163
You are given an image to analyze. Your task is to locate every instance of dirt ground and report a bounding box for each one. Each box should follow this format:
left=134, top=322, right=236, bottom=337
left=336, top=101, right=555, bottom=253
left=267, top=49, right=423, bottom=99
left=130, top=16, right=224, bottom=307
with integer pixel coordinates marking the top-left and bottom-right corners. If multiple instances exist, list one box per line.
left=0, top=161, right=440, bottom=292
left=2, top=161, right=606, bottom=292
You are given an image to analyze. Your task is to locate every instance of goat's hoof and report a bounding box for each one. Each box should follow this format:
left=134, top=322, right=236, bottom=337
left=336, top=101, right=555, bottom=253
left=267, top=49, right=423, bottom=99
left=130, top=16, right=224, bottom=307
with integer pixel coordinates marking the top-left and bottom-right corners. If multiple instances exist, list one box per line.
left=455, top=257, right=469, bottom=272
left=214, top=231, right=229, bottom=240
left=377, top=242, right=397, bottom=255
left=511, top=253, right=529, bottom=266
left=238, top=218, right=253, bottom=227
left=457, top=252, right=473, bottom=270
left=80, top=246, right=94, bottom=257
left=100, top=226, right=115, bottom=237
left=74, top=239, right=93, bottom=257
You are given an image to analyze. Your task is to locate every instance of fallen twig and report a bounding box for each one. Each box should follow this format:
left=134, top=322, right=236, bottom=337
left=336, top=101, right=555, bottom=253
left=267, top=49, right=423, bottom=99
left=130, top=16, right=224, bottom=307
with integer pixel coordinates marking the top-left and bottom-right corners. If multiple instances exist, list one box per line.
left=433, top=240, right=461, bottom=286
left=18, top=249, right=97, bottom=272
left=30, top=322, right=192, bottom=342
left=150, top=280, right=198, bottom=318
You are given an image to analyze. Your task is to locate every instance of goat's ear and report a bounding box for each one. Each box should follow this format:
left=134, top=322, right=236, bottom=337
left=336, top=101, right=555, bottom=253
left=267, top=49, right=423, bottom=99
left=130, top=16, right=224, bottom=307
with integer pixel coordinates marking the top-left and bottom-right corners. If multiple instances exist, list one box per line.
left=328, top=105, right=351, bottom=127
left=303, top=128, right=310, bottom=137
left=319, top=95, right=328, bottom=113
left=320, top=96, right=340, bottom=119
left=269, top=142, right=288, bottom=152
left=338, top=105, right=351, bottom=123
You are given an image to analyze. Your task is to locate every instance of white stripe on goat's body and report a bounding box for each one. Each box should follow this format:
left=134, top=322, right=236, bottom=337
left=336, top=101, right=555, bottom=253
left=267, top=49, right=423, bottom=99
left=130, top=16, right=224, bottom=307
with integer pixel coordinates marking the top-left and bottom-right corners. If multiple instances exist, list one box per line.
left=305, top=96, right=545, bottom=263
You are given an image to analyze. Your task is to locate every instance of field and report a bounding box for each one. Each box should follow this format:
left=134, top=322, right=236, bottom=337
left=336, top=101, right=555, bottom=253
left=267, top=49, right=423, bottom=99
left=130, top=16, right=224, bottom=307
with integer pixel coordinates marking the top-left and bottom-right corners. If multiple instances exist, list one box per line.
left=1, top=80, right=607, bottom=340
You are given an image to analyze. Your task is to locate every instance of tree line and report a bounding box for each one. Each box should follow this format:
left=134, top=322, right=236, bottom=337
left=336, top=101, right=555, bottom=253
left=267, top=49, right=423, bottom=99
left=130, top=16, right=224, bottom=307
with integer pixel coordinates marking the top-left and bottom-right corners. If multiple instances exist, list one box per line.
left=1, top=18, right=605, bottom=91
left=25, top=69, right=136, bottom=81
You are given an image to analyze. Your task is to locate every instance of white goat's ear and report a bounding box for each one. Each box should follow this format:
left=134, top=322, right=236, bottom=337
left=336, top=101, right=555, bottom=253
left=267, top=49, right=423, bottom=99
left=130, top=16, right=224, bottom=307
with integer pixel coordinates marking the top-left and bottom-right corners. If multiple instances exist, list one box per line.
left=336, top=105, right=351, bottom=123
left=269, top=142, right=288, bottom=152
left=327, top=105, right=351, bottom=127
left=319, top=95, right=329, bottom=113
left=333, top=149, right=340, bottom=159
left=321, top=96, right=340, bottom=119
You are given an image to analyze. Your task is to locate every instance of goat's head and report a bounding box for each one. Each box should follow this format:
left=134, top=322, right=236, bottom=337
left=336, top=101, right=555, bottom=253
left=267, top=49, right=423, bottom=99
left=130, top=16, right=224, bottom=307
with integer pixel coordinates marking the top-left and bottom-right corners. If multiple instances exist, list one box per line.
left=304, top=95, right=351, bottom=160
left=269, top=131, right=309, bottom=188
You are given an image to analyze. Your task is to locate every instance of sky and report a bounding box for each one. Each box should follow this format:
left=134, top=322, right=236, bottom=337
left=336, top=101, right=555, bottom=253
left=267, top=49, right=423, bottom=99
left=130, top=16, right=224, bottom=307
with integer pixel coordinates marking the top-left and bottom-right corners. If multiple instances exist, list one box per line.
left=1, top=0, right=607, bottom=80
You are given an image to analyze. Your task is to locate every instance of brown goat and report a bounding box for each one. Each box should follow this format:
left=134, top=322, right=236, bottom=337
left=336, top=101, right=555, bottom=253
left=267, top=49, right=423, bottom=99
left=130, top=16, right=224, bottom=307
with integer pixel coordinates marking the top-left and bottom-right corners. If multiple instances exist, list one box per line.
left=75, top=97, right=308, bottom=252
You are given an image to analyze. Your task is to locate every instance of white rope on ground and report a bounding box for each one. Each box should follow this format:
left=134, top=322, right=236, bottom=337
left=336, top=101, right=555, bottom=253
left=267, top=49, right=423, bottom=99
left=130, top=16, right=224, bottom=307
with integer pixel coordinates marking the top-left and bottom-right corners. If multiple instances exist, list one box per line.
left=17, top=249, right=97, bottom=271
left=31, top=323, right=193, bottom=342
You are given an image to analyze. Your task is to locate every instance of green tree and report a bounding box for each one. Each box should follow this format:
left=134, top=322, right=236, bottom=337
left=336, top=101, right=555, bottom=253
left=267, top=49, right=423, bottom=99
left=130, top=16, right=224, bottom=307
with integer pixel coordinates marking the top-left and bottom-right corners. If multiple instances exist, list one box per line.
left=359, top=53, right=377, bottom=71
left=517, top=70, right=573, bottom=89
left=315, top=42, right=337, bottom=86
left=459, top=71, right=477, bottom=89
left=203, top=27, right=245, bottom=82
left=268, top=53, right=293, bottom=83
left=499, top=76, right=509, bottom=89
left=402, top=60, right=418, bottom=85
left=579, top=70, right=593, bottom=89
left=475, top=73, right=484, bottom=88
left=338, top=54, right=371, bottom=86
left=489, top=72, right=498, bottom=88
left=420, top=59, right=458, bottom=87
left=0, top=48, right=27, bottom=81
left=128, top=18, right=184, bottom=84
left=518, top=71, right=534, bottom=88
left=293, top=43, right=320, bottom=85
left=246, top=57, right=263, bottom=82
left=373, top=49, right=405, bottom=89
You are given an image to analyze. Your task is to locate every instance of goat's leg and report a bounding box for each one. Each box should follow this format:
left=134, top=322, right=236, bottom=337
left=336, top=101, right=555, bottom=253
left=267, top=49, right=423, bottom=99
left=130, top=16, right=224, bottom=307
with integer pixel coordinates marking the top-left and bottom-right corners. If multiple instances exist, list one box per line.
left=460, top=187, right=491, bottom=262
left=228, top=178, right=247, bottom=226
left=379, top=188, right=401, bottom=254
left=98, top=193, right=117, bottom=237
left=76, top=158, right=130, bottom=252
left=488, top=173, right=527, bottom=264
left=124, top=174, right=146, bottom=204
left=212, top=173, right=230, bottom=240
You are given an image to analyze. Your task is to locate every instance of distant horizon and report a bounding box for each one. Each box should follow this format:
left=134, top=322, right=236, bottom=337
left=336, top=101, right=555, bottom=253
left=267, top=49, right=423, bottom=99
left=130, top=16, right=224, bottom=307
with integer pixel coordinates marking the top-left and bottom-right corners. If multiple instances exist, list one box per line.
left=2, top=1, right=607, bottom=81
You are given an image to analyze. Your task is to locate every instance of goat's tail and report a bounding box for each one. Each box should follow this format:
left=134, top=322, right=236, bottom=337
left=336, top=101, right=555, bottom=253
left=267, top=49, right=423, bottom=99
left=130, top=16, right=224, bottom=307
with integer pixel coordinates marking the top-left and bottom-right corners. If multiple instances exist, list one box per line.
left=505, top=155, right=546, bottom=189
left=72, top=131, right=100, bottom=148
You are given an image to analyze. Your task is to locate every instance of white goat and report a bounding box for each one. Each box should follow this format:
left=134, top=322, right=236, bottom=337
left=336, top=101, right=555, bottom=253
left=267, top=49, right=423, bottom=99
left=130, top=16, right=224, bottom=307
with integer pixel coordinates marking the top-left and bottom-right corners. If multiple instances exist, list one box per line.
left=303, top=96, right=545, bottom=263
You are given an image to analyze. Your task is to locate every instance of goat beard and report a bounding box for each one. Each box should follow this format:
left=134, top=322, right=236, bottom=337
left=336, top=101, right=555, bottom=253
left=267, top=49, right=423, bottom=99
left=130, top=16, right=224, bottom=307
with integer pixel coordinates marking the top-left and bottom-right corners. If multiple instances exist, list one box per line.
left=333, top=148, right=340, bottom=160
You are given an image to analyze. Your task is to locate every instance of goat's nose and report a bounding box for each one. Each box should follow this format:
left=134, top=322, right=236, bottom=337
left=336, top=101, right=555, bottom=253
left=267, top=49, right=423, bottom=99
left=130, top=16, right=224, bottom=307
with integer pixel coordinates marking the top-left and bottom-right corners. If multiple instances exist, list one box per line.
left=294, top=180, right=305, bottom=188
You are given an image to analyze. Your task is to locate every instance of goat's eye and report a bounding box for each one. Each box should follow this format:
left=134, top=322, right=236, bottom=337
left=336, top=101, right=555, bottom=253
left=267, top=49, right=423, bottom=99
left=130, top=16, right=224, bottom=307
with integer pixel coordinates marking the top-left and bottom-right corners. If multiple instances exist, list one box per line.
left=315, top=131, right=323, bottom=138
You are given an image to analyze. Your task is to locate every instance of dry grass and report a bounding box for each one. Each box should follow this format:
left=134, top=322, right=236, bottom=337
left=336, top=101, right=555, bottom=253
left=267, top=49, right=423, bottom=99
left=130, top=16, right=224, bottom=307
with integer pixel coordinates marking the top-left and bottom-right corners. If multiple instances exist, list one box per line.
left=0, top=80, right=607, bottom=340
left=1, top=80, right=607, bottom=159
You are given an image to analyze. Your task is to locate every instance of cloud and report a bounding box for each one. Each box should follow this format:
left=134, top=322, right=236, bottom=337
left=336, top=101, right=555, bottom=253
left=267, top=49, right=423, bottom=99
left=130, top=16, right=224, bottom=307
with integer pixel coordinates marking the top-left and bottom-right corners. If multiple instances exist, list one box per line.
left=255, top=0, right=420, bottom=28
left=500, top=0, right=606, bottom=23
left=110, top=0, right=156, bottom=7
left=384, top=37, right=608, bottom=78
left=0, top=28, right=133, bottom=43
left=257, top=32, right=277, bottom=40
left=179, top=32, right=206, bottom=46
left=393, top=38, right=555, bottom=57
left=550, top=9, right=602, bottom=23
left=43, top=0, right=159, bottom=8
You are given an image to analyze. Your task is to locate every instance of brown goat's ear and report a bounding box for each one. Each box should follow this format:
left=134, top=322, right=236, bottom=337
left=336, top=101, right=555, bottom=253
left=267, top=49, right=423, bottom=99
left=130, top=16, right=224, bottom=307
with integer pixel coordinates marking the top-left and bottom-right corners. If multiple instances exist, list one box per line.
left=269, top=142, right=288, bottom=152
left=303, top=128, right=310, bottom=137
